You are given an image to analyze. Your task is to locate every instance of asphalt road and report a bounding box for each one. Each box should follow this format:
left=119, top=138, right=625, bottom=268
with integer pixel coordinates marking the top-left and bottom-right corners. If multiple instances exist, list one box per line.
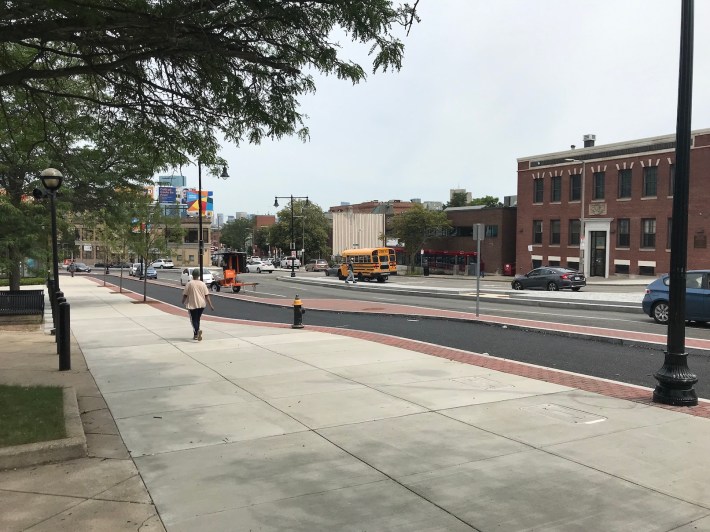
left=102, top=272, right=710, bottom=399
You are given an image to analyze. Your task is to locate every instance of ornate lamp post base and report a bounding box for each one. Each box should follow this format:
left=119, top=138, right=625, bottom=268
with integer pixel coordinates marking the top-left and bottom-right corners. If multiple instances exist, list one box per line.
left=653, top=352, right=698, bottom=406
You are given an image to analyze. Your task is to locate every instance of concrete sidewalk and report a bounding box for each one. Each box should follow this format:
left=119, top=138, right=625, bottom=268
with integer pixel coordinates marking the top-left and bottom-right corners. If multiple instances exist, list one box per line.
left=2, top=276, right=710, bottom=531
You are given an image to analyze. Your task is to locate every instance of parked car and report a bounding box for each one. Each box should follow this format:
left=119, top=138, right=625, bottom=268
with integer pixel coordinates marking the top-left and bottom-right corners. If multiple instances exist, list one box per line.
left=324, top=265, right=343, bottom=278
left=642, top=270, right=710, bottom=324
left=72, top=262, right=92, bottom=273
left=94, top=261, right=108, bottom=268
left=246, top=259, right=275, bottom=273
left=180, top=267, right=214, bottom=286
left=112, top=261, right=132, bottom=269
left=511, top=267, right=586, bottom=291
left=138, top=266, right=157, bottom=280
left=280, top=257, right=301, bottom=269
left=129, top=263, right=141, bottom=276
left=305, top=259, right=329, bottom=272
left=151, top=258, right=174, bottom=269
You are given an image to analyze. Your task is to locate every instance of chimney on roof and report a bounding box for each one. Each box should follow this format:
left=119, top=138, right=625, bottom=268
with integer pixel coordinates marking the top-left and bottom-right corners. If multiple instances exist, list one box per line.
left=570, top=145, right=575, bottom=150
left=583, top=134, right=596, bottom=148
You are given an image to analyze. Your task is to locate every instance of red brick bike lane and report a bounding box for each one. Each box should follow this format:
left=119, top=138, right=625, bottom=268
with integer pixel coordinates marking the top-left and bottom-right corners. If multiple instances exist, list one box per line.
left=93, top=278, right=710, bottom=419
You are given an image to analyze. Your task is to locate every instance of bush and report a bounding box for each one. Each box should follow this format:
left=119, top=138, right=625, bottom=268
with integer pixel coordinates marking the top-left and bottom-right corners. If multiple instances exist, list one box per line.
left=0, top=277, right=46, bottom=287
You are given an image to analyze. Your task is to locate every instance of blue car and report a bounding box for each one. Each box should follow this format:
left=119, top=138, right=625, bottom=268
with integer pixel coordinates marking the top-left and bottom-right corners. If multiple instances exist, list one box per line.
left=642, top=270, right=710, bottom=324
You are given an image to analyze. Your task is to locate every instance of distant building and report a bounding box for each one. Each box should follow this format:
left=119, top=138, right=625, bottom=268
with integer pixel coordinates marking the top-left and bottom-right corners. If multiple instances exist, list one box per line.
left=227, top=215, right=235, bottom=223
left=157, top=175, right=186, bottom=187
left=235, top=212, right=249, bottom=220
left=215, top=213, right=224, bottom=228
left=423, top=201, right=443, bottom=210
left=450, top=188, right=472, bottom=203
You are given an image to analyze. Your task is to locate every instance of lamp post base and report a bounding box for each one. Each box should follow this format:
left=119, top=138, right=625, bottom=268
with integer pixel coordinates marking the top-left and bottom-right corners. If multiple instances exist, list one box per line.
left=653, top=352, right=698, bottom=406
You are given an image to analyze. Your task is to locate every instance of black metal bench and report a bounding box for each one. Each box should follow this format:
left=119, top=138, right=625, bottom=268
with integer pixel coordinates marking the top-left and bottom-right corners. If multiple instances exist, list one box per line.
left=0, top=289, right=45, bottom=315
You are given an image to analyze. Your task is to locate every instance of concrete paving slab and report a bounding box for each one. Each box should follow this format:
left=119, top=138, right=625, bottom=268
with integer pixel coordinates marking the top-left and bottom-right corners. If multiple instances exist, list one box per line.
left=72, top=330, right=166, bottom=349
left=210, top=352, right=317, bottom=379
left=116, top=400, right=307, bottom=457
left=104, top=380, right=259, bottom=419
left=443, top=389, right=684, bottom=447
left=185, top=344, right=275, bottom=364
left=240, top=330, right=340, bottom=346
left=26, top=498, right=164, bottom=532
left=0, top=490, right=82, bottom=532
left=319, top=411, right=529, bottom=477
left=0, top=457, right=140, bottom=499
left=329, top=357, right=497, bottom=386
left=282, top=343, right=430, bottom=369
left=135, top=431, right=385, bottom=525
left=673, top=515, right=710, bottom=531
left=233, top=368, right=364, bottom=399
left=89, top=357, right=222, bottom=393
left=167, top=479, right=475, bottom=532
left=549, top=415, right=710, bottom=508
left=80, top=342, right=184, bottom=362
left=401, top=449, right=709, bottom=531
left=85, top=433, right=131, bottom=459
left=269, top=387, right=427, bottom=429
left=375, top=373, right=572, bottom=411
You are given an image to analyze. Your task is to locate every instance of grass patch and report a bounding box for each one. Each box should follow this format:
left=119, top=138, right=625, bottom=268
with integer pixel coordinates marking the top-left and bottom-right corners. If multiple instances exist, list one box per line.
left=0, top=385, right=66, bottom=447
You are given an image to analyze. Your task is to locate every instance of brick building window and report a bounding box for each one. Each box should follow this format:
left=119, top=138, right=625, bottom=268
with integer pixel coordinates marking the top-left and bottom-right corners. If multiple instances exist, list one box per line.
left=550, top=176, right=561, bottom=202
left=550, top=220, right=560, bottom=244
left=641, top=218, right=656, bottom=248
left=570, top=174, right=581, bottom=201
left=643, top=166, right=657, bottom=197
left=669, top=164, right=675, bottom=196
left=618, top=169, right=632, bottom=198
left=568, top=219, right=580, bottom=245
left=592, top=172, right=605, bottom=200
left=533, top=180, right=544, bottom=203
left=617, top=218, right=630, bottom=247
left=533, top=220, right=543, bottom=244
left=485, top=225, right=498, bottom=238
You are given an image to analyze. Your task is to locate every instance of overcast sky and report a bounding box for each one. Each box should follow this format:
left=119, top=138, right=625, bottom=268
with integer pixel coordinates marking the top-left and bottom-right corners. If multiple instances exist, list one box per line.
left=165, top=1, right=710, bottom=219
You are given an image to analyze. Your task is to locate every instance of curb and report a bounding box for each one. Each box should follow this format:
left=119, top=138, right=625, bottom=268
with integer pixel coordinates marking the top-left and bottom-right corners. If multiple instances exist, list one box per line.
left=277, top=276, right=643, bottom=314
left=0, top=386, right=87, bottom=471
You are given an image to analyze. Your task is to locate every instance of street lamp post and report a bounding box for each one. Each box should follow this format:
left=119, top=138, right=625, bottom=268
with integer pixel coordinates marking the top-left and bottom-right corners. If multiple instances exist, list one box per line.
left=274, top=195, right=309, bottom=277
left=35, top=168, right=70, bottom=370
left=566, top=158, right=586, bottom=274
left=197, top=162, right=229, bottom=281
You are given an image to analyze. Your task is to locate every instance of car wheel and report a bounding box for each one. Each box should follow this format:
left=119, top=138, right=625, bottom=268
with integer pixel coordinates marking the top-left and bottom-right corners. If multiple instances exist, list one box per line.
left=325, top=270, right=330, bottom=276
left=652, top=301, right=670, bottom=324
left=546, top=282, right=559, bottom=291
left=232, top=286, right=241, bottom=293
left=377, top=277, right=386, bottom=283
left=572, top=287, right=581, bottom=292
left=180, top=279, right=184, bottom=286
left=512, top=281, right=523, bottom=290
left=257, top=268, right=261, bottom=273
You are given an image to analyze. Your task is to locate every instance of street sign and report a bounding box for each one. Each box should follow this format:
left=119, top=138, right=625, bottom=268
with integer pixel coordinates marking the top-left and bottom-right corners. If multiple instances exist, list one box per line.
left=472, top=223, right=485, bottom=241
left=291, top=250, right=297, bottom=257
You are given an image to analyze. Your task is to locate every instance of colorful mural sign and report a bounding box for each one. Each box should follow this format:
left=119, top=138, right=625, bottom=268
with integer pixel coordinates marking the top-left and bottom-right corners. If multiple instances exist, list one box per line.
left=185, top=190, right=213, bottom=218
left=158, top=186, right=177, bottom=204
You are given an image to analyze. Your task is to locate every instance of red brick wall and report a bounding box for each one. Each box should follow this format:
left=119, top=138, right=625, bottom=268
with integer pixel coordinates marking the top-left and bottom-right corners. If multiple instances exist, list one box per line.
left=516, top=132, right=710, bottom=276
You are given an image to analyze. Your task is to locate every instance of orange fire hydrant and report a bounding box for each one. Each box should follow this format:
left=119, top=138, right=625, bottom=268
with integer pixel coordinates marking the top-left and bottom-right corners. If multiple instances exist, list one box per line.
left=292, top=295, right=305, bottom=329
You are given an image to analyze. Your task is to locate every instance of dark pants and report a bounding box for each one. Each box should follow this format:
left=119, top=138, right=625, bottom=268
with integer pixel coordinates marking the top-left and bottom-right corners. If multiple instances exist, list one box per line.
left=188, top=307, right=205, bottom=336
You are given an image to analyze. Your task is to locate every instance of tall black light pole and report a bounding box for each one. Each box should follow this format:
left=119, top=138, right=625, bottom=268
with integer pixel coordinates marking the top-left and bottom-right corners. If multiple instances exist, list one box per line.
left=274, top=195, right=309, bottom=277
left=198, top=162, right=229, bottom=281
left=39, top=168, right=64, bottom=292
left=654, top=0, right=697, bottom=406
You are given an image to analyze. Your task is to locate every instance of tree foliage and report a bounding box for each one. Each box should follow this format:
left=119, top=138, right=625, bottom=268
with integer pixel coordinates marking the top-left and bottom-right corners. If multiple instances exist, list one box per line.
left=220, top=218, right=253, bottom=252
left=1, top=1, right=420, bottom=159
left=388, top=204, right=451, bottom=272
left=444, top=191, right=469, bottom=209
left=269, top=200, right=330, bottom=260
left=470, top=195, right=501, bottom=207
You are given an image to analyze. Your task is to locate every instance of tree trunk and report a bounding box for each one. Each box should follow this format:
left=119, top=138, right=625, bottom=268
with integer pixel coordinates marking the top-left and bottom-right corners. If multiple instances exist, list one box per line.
left=8, top=243, right=22, bottom=290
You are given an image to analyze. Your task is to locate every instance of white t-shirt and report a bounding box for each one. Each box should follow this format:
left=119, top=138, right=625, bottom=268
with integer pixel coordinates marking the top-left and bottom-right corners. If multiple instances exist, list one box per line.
left=183, top=280, right=209, bottom=310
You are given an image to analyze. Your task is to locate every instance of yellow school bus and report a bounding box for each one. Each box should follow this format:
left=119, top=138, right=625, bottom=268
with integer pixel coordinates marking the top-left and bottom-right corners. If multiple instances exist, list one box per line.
left=339, top=247, right=397, bottom=283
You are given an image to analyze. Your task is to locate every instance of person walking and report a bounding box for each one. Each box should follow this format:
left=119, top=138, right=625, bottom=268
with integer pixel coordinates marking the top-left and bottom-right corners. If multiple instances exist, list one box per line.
left=182, top=268, right=214, bottom=341
left=68, top=260, right=76, bottom=277
left=345, top=259, right=356, bottom=284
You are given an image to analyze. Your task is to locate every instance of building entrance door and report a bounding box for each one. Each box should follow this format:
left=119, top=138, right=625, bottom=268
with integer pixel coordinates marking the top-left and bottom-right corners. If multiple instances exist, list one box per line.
left=590, top=231, right=606, bottom=277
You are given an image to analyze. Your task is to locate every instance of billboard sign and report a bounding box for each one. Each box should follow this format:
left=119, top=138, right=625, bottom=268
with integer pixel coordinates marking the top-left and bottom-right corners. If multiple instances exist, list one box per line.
left=158, top=186, right=177, bottom=204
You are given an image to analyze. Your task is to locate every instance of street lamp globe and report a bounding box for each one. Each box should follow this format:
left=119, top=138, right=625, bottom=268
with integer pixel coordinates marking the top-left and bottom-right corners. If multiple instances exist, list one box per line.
left=40, top=168, right=63, bottom=191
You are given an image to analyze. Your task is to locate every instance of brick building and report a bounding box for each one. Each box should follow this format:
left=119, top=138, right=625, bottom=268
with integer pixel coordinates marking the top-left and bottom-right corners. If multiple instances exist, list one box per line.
left=427, top=205, right=517, bottom=275
left=516, top=130, right=710, bottom=277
